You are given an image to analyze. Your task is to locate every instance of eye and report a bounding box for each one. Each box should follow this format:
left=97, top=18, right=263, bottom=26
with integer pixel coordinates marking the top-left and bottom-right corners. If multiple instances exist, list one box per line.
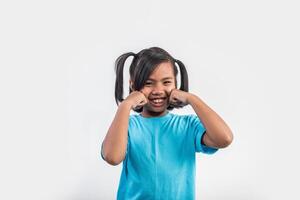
left=145, top=82, right=152, bottom=86
left=164, top=81, right=172, bottom=84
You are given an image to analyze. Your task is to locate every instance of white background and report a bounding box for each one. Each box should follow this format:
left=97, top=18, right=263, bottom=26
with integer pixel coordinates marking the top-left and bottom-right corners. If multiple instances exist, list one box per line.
left=1, top=0, right=300, bottom=199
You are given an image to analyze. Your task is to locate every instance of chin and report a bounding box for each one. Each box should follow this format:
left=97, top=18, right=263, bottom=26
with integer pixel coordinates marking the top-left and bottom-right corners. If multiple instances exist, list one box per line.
left=150, top=107, right=167, bottom=114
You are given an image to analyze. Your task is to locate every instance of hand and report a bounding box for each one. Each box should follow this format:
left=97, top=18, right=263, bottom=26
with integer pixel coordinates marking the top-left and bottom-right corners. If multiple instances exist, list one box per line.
left=168, top=89, right=191, bottom=108
left=123, top=91, right=148, bottom=110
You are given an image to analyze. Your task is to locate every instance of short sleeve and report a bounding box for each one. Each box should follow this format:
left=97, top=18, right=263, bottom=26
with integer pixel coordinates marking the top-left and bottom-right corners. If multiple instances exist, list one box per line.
left=189, top=114, right=218, bottom=154
left=124, top=115, right=133, bottom=158
left=125, top=132, right=129, bottom=156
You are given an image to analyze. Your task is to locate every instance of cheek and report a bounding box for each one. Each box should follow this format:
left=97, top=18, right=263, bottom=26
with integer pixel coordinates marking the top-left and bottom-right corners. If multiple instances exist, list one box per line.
left=165, top=85, right=176, bottom=93
left=140, top=88, right=150, bottom=97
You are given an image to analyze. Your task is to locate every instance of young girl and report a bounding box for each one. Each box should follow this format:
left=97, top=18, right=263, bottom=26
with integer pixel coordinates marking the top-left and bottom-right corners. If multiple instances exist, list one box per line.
left=101, top=47, right=233, bottom=200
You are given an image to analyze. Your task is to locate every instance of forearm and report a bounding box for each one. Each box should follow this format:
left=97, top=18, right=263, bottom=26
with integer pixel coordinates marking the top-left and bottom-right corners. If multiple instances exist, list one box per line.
left=187, top=94, right=233, bottom=147
left=102, top=101, right=132, bottom=165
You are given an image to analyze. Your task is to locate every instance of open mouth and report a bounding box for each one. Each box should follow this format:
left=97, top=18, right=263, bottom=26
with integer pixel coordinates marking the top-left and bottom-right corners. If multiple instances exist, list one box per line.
left=149, top=98, right=166, bottom=107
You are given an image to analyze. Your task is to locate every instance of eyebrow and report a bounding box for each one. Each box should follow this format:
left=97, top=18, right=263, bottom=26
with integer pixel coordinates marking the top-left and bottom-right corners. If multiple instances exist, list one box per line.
left=147, top=77, right=174, bottom=81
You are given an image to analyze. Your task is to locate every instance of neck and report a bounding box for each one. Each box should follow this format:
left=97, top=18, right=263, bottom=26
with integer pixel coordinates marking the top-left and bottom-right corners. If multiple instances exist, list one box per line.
left=141, top=109, right=168, bottom=118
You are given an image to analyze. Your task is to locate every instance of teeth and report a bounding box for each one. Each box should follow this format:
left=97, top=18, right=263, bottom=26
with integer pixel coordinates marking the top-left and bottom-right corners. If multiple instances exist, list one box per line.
left=152, top=99, right=163, bottom=103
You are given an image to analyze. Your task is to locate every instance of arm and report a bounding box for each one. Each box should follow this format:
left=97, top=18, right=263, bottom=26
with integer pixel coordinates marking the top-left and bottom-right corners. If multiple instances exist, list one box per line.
left=101, top=101, right=132, bottom=166
left=187, top=94, right=233, bottom=149
left=102, top=91, right=147, bottom=166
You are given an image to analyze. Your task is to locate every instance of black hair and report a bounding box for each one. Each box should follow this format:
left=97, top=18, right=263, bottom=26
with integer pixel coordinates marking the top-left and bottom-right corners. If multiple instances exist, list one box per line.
left=114, top=47, right=189, bottom=113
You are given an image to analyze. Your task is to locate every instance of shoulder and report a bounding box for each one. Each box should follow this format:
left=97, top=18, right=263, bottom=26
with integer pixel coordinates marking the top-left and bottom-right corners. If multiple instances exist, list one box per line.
left=171, top=114, right=205, bottom=133
left=171, top=113, right=199, bottom=123
left=166, top=113, right=201, bottom=129
left=128, top=114, right=140, bottom=126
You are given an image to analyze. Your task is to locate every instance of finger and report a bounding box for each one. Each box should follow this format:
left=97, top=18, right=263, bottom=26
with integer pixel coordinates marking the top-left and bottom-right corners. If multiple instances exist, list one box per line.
left=169, top=96, right=179, bottom=103
left=134, top=101, right=146, bottom=109
left=138, top=100, right=147, bottom=106
left=167, top=88, right=176, bottom=98
left=169, top=100, right=180, bottom=107
left=170, top=99, right=184, bottom=107
left=139, top=89, right=147, bottom=97
left=169, top=97, right=177, bottom=104
left=142, top=98, right=148, bottom=105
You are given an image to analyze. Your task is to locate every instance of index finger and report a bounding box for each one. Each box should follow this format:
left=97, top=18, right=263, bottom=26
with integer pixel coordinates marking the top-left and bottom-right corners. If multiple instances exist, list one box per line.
left=167, top=88, right=176, bottom=98
left=139, top=89, right=147, bottom=98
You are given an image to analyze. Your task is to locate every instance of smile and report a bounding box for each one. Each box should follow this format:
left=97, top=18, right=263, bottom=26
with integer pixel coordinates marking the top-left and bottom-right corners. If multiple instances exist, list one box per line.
left=149, top=98, right=166, bottom=107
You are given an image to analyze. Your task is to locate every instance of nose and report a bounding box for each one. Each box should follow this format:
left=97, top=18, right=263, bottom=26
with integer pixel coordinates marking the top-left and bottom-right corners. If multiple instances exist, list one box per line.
left=151, top=83, right=165, bottom=95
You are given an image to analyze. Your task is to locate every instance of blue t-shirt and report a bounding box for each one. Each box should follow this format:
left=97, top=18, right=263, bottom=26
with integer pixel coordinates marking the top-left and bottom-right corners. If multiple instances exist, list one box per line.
left=103, top=111, right=218, bottom=200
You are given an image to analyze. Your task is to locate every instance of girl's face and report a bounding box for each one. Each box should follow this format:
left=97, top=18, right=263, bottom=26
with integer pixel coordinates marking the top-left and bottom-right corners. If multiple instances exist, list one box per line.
left=139, top=61, right=176, bottom=117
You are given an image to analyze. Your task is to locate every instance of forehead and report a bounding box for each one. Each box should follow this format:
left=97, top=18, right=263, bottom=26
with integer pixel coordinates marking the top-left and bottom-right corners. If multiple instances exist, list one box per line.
left=148, top=61, right=175, bottom=80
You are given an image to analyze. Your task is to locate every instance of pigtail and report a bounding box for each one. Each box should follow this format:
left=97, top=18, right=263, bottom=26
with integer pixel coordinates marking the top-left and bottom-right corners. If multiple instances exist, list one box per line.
left=174, top=59, right=189, bottom=92
left=114, top=52, right=135, bottom=106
